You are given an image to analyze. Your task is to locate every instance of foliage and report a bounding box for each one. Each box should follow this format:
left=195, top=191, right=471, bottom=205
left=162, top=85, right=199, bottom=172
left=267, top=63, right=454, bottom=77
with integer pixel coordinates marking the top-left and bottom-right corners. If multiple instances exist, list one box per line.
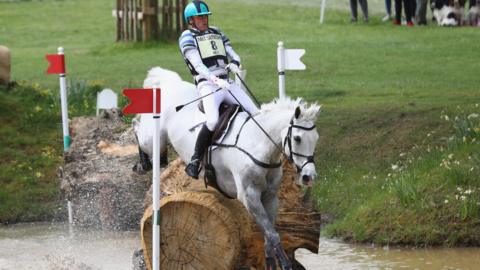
left=324, top=106, right=480, bottom=246
left=66, top=78, right=104, bottom=116
left=0, top=83, right=65, bottom=223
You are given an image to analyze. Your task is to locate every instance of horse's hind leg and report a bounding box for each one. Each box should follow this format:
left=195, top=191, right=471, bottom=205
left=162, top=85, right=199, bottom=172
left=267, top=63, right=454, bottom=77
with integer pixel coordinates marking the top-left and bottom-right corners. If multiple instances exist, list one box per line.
left=160, top=148, right=168, bottom=168
left=133, top=145, right=152, bottom=172
left=132, top=132, right=152, bottom=173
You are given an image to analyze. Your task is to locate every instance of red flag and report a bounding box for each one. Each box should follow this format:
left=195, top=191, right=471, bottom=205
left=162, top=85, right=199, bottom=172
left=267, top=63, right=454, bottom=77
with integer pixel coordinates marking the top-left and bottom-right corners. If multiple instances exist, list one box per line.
left=122, top=88, right=161, bottom=114
left=45, top=54, right=65, bottom=74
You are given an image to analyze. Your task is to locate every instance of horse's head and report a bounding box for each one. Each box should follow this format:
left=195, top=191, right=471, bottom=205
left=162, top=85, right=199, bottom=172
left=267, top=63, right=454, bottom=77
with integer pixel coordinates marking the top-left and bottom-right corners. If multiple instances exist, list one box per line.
left=282, top=105, right=320, bottom=187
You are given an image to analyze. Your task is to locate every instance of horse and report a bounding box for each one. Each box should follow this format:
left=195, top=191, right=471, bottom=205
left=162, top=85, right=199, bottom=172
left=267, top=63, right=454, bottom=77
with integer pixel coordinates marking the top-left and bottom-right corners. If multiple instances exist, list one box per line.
left=134, top=67, right=321, bottom=270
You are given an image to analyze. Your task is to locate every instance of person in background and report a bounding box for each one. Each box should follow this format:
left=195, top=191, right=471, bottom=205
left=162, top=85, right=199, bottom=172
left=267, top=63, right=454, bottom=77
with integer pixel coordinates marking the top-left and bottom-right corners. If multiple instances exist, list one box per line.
left=383, top=0, right=392, bottom=21
left=394, top=0, right=414, bottom=26
left=416, top=0, right=428, bottom=25
left=350, top=0, right=369, bottom=22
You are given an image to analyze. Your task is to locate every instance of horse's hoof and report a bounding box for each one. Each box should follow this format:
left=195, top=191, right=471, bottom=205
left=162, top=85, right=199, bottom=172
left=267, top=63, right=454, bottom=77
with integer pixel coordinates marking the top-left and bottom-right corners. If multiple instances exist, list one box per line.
left=274, top=244, right=292, bottom=270
left=185, top=161, right=200, bottom=179
left=132, top=164, right=147, bottom=175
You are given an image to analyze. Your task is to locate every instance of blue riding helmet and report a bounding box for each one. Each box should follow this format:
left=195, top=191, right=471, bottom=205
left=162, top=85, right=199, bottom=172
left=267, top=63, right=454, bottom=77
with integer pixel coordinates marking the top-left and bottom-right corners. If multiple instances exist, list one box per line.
left=184, top=1, right=212, bottom=23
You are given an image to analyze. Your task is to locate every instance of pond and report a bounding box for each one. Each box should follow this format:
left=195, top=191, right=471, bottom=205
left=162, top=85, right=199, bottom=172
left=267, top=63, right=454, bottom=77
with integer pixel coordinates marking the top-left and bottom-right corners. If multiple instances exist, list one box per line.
left=1, top=223, right=479, bottom=270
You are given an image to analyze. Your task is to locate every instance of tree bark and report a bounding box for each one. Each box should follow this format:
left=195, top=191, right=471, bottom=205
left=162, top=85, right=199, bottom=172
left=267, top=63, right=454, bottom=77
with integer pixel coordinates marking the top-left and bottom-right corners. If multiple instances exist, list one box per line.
left=141, top=159, right=320, bottom=270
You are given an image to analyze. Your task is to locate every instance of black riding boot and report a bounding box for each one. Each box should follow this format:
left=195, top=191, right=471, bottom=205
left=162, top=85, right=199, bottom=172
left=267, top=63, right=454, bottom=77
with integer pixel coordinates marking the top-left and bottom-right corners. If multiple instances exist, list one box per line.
left=185, top=124, right=213, bottom=179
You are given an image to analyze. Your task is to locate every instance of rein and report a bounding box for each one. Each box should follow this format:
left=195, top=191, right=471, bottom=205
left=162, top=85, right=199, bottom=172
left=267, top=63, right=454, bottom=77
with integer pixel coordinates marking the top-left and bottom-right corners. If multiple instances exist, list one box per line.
left=213, top=115, right=282, bottom=168
left=214, top=88, right=316, bottom=171
left=213, top=112, right=316, bottom=171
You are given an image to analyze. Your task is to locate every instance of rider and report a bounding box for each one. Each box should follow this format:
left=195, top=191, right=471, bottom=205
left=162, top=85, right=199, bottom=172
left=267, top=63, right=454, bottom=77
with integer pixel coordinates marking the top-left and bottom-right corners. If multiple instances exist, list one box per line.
left=180, top=0, right=258, bottom=179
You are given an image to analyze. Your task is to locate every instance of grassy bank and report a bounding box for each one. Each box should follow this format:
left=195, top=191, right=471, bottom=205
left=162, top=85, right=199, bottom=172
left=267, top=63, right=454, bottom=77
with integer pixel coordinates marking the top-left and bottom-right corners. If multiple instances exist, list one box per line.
left=1, top=0, right=479, bottom=244
left=318, top=106, right=480, bottom=246
left=0, top=83, right=64, bottom=223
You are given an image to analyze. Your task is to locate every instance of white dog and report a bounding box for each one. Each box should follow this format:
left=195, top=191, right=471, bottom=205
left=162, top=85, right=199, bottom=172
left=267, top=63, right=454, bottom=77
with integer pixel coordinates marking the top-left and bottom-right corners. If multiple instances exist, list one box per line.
left=432, top=0, right=464, bottom=26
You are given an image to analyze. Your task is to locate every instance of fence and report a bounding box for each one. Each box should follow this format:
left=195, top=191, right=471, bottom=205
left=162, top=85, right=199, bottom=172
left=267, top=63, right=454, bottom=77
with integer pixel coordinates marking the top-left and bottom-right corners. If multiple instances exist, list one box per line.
left=114, top=0, right=188, bottom=42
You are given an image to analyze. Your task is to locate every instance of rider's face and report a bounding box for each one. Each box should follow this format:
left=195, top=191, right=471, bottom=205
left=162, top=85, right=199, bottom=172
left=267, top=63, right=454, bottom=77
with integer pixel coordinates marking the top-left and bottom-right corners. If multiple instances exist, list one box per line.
left=191, top=15, right=209, bottom=32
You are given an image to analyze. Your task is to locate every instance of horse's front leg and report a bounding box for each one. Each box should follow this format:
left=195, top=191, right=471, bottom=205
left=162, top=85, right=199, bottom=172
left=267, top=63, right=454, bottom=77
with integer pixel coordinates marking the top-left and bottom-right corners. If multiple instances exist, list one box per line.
left=241, top=184, right=292, bottom=270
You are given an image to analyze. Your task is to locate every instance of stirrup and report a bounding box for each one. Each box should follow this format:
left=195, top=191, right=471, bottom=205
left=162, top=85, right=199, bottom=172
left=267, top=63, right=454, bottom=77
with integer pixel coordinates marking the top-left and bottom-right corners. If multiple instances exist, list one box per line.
left=185, top=159, right=201, bottom=179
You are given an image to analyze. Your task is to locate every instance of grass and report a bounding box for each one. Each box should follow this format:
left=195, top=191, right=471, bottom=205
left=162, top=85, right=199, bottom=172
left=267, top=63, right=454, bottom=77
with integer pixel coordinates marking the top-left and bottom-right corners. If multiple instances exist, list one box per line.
left=0, top=0, right=479, bottom=245
left=0, top=82, right=64, bottom=223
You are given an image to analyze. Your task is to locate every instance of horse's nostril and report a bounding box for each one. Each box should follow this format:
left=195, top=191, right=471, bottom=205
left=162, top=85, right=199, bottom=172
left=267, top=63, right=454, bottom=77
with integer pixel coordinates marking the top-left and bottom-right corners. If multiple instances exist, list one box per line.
left=302, top=175, right=310, bottom=183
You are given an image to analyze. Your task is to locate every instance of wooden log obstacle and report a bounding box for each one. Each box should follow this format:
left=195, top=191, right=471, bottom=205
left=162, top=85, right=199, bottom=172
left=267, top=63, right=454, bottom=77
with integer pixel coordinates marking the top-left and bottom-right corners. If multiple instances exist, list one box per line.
left=113, top=0, right=188, bottom=41
left=140, top=159, right=321, bottom=270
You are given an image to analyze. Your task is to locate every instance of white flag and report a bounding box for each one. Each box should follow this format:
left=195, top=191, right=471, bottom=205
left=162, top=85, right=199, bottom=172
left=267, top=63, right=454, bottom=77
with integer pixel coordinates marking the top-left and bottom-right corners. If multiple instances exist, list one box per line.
left=284, top=49, right=306, bottom=70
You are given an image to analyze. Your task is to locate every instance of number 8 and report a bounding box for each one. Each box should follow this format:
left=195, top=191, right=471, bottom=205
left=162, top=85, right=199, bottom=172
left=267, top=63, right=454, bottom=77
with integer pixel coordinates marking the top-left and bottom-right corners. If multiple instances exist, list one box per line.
left=211, top=41, right=218, bottom=50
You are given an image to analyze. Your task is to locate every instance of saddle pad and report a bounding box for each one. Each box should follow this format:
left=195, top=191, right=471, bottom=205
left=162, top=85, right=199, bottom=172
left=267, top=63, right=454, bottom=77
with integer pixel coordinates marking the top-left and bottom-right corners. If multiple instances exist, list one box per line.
left=190, top=104, right=242, bottom=144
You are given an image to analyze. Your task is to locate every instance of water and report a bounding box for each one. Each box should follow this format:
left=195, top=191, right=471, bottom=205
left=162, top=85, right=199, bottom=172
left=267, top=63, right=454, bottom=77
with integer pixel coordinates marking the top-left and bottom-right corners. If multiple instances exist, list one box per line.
left=1, top=223, right=480, bottom=270
left=0, top=223, right=139, bottom=270
left=296, top=238, right=480, bottom=270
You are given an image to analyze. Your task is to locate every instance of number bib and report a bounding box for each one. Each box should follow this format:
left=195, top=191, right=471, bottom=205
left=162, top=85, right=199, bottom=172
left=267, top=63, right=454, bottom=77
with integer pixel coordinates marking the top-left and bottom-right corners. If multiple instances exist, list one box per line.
left=195, top=33, right=226, bottom=59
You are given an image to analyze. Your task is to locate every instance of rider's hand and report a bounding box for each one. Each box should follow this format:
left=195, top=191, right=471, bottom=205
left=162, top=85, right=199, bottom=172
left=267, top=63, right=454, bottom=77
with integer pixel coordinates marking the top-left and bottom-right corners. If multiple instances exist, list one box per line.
left=226, top=63, right=241, bottom=74
left=210, top=76, right=230, bottom=90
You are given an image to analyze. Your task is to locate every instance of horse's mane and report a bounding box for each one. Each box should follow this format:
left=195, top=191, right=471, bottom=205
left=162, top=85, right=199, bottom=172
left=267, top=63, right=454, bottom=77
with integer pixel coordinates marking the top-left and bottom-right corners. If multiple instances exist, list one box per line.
left=260, top=97, right=321, bottom=122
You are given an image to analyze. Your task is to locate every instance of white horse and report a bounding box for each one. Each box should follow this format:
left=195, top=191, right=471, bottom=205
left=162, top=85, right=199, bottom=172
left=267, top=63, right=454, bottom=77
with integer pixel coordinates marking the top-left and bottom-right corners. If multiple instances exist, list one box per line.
left=134, top=67, right=321, bottom=270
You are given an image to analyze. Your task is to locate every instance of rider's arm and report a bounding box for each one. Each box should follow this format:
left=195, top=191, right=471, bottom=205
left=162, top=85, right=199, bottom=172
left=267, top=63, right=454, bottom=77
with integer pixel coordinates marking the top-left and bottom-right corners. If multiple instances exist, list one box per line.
left=184, top=48, right=213, bottom=79
left=220, top=31, right=241, bottom=66
left=225, top=45, right=241, bottom=66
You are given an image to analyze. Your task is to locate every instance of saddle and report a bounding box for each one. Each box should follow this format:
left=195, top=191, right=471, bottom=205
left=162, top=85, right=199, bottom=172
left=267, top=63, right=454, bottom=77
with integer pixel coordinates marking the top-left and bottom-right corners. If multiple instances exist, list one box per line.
left=198, top=101, right=242, bottom=142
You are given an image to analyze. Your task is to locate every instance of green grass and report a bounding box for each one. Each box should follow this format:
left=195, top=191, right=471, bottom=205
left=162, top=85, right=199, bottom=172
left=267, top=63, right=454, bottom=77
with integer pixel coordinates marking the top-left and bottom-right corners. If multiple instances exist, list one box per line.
left=0, top=82, right=64, bottom=223
left=1, top=0, right=479, bottom=244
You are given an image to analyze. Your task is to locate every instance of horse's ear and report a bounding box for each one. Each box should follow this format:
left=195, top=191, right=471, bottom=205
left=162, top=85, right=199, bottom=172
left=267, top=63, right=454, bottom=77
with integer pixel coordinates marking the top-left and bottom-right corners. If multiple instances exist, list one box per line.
left=294, top=106, right=301, bottom=119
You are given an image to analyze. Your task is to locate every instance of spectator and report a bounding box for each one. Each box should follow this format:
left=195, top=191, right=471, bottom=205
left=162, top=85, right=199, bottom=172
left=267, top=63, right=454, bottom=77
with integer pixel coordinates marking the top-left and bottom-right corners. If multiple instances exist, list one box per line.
left=394, top=0, right=414, bottom=26
left=350, top=0, right=369, bottom=22
left=416, top=0, right=428, bottom=25
left=383, top=0, right=392, bottom=21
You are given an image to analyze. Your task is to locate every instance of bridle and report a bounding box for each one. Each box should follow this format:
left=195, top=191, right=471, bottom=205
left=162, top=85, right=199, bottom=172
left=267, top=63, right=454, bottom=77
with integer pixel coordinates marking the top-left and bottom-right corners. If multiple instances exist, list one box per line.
left=283, top=118, right=316, bottom=173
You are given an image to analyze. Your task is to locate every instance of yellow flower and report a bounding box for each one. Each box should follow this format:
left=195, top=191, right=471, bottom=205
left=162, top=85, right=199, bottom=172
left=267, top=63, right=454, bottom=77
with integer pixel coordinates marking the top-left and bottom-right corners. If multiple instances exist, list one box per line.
left=35, top=172, right=43, bottom=178
left=34, top=106, right=42, bottom=112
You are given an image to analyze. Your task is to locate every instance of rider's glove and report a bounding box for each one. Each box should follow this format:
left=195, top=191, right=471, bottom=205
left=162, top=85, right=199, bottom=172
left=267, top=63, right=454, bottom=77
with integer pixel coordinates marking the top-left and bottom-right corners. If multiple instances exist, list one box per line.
left=226, top=62, right=241, bottom=74
left=210, top=75, right=230, bottom=90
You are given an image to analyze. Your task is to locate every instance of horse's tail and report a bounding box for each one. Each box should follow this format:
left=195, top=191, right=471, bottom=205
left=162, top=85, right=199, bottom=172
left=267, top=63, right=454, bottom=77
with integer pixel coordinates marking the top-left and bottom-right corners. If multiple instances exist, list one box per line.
left=143, top=66, right=183, bottom=89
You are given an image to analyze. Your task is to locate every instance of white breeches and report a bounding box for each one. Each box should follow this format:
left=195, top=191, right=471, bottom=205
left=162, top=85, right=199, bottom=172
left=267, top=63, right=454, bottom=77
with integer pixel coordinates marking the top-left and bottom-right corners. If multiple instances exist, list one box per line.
left=198, top=80, right=259, bottom=131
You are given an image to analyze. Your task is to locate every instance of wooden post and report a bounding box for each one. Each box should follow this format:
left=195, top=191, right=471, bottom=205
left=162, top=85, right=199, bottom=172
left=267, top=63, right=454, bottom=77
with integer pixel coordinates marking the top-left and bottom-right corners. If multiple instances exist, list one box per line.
left=123, top=0, right=129, bottom=40
left=116, top=0, right=121, bottom=41
left=153, top=0, right=159, bottom=40
left=175, top=0, right=180, bottom=36
left=168, top=0, right=173, bottom=38
left=115, top=0, right=186, bottom=42
left=133, top=0, right=138, bottom=41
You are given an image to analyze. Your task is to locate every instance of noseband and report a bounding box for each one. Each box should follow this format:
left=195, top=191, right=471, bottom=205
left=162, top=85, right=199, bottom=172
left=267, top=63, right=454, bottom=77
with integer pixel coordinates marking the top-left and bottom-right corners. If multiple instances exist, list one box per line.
left=283, top=118, right=316, bottom=173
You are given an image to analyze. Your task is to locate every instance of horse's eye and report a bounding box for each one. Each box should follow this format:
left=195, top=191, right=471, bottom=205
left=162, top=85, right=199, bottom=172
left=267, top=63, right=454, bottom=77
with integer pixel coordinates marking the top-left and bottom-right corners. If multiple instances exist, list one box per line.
left=294, top=136, right=301, bottom=143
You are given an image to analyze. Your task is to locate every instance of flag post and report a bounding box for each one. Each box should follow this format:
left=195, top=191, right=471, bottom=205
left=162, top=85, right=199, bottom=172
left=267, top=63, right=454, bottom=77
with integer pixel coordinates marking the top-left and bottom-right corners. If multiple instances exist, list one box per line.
left=57, top=47, right=70, bottom=151
left=277, top=41, right=286, bottom=99
left=320, top=0, right=327, bottom=24
left=46, top=47, right=71, bottom=225
left=152, top=88, right=161, bottom=270
left=122, top=88, right=162, bottom=270
left=277, top=42, right=306, bottom=99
